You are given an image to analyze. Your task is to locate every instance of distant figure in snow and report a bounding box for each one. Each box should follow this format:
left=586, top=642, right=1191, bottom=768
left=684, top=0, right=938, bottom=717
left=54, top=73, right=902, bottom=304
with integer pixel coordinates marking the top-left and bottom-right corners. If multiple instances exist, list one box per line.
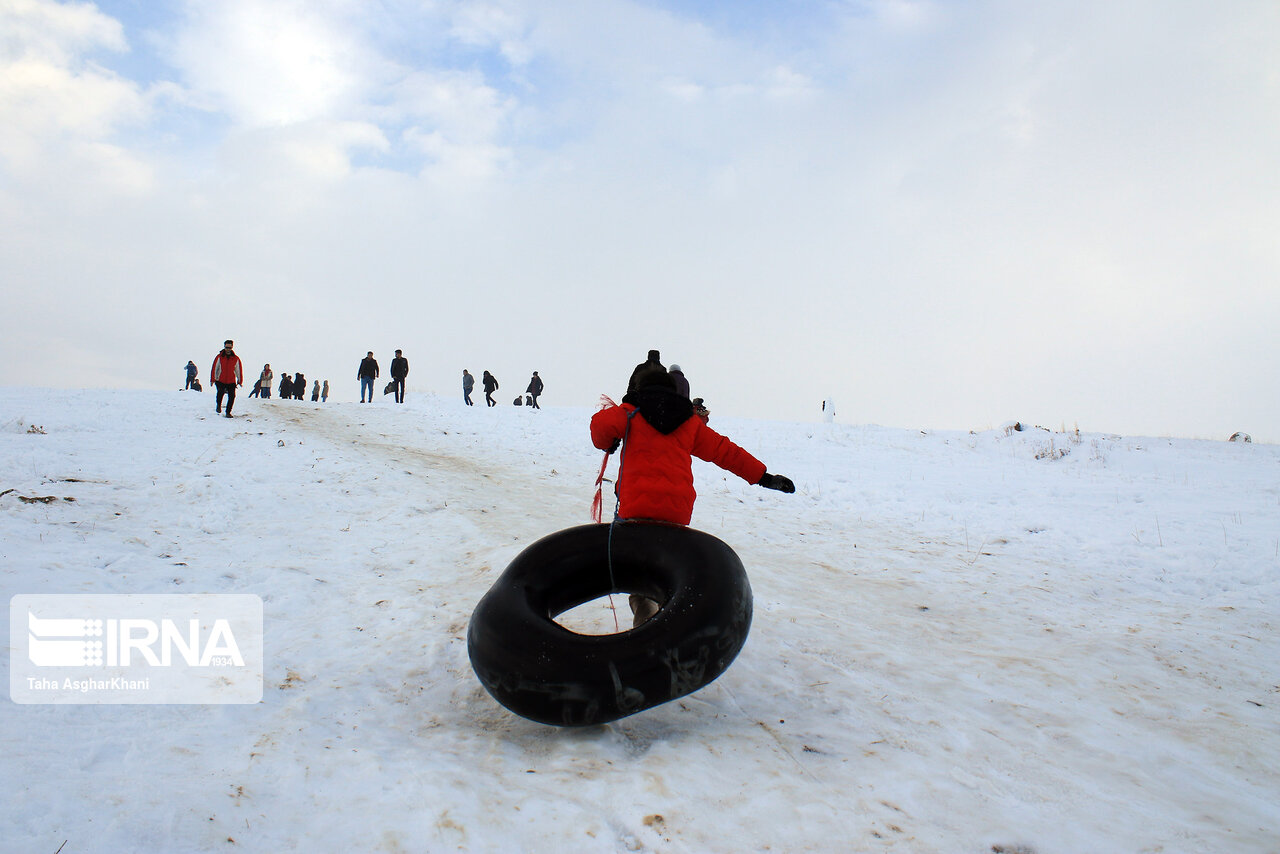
left=691, top=397, right=710, bottom=423
left=292, top=373, right=306, bottom=401
left=279, top=373, right=292, bottom=400
left=321, top=380, right=329, bottom=402
left=668, top=363, right=690, bottom=399
left=390, top=350, right=409, bottom=404
left=627, top=349, right=664, bottom=395
left=591, top=353, right=795, bottom=627
left=210, top=340, right=243, bottom=418
left=483, top=371, right=499, bottom=407
left=526, top=372, right=544, bottom=409
left=184, top=361, right=199, bottom=390
left=311, top=380, right=320, bottom=402
left=463, top=370, right=475, bottom=406
left=258, top=364, right=273, bottom=399
left=248, top=377, right=263, bottom=398
left=822, top=398, right=835, bottom=424
left=358, top=352, right=379, bottom=403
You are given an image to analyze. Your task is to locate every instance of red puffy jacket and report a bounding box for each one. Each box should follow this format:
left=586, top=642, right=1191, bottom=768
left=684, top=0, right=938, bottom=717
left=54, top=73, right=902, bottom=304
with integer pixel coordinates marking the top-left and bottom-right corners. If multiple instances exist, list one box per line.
left=591, top=391, right=766, bottom=526
left=211, top=352, right=243, bottom=386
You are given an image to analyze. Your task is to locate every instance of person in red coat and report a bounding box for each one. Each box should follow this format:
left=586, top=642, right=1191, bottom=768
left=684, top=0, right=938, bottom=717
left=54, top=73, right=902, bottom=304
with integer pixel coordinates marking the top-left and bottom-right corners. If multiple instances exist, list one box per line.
left=210, top=339, right=243, bottom=418
left=591, top=359, right=794, bottom=624
left=591, top=359, right=794, bottom=525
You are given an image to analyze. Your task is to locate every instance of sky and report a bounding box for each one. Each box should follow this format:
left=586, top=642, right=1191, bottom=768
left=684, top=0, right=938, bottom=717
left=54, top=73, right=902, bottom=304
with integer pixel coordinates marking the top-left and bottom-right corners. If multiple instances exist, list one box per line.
left=1, top=0, right=1277, bottom=440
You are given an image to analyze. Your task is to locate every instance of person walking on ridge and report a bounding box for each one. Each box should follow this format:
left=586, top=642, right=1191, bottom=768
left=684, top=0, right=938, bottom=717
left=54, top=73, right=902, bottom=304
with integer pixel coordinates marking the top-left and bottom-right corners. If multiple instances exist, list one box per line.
left=463, top=370, right=475, bottom=406
left=210, top=340, right=243, bottom=418
left=358, top=352, right=379, bottom=403
left=483, top=370, right=499, bottom=407
left=390, top=350, right=409, bottom=404
left=526, top=372, right=544, bottom=409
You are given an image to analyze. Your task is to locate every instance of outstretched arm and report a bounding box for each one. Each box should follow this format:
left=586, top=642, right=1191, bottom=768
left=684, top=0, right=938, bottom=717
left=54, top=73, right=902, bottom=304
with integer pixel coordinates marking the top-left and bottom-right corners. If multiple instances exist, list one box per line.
left=689, top=423, right=767, bottom=485
left=690, top=423, right=795, bottom=493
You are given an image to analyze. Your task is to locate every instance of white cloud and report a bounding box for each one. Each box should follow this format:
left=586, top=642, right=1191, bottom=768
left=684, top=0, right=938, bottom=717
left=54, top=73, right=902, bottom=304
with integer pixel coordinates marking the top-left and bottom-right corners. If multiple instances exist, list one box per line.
left=389, top=68, right=515, bottom=141
left=220, top=120, right=390, bottom=181
left=447, top=1, right=533, bottom=66
left=165, top=0, right=368, bottom=126
left=406, top=128, right=512, bottom=180
left=0, top=0, right=149, bottom=181
left=869, top=0, right=938, bottom=31
left=0, top=0, right=126, bottom=64
left=0, top=55, right=145, bottom=138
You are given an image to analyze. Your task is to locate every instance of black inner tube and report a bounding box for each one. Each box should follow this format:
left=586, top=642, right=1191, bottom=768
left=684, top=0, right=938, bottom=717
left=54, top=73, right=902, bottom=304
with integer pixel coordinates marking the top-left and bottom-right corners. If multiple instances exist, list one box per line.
left=467, top=522, right=753, bottom=727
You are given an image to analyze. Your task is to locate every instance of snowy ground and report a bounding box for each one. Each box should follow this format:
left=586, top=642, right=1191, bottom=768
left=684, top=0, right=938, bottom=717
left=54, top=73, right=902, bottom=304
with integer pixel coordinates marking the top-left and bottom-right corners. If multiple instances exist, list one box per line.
left=2, top=388, right=1277, bottom=853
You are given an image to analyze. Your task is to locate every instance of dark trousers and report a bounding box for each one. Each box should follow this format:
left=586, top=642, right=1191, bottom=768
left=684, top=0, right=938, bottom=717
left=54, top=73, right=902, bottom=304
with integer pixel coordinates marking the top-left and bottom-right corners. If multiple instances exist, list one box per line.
left=215, top=382, right=237, bottom=416
left=393, top=377, right=405, bottom=403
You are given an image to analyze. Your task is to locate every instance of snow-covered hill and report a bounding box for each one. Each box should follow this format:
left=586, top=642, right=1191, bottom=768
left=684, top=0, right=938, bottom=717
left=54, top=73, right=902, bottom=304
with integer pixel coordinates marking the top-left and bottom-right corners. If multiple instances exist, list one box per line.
left=2, top=389, right=1277, bottom=852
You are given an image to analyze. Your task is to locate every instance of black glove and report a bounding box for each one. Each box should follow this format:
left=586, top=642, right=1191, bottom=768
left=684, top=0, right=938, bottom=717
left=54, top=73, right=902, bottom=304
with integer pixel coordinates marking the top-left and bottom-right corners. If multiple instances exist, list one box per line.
left=758, top=472, right=795, bottom=493
left=606, top=438, right=621, bottom=454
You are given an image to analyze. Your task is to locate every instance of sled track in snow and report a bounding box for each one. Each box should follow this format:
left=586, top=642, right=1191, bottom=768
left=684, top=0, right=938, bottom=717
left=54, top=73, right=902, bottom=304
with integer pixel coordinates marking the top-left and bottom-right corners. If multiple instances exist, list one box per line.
left=261, top=403, right=589, bottom=541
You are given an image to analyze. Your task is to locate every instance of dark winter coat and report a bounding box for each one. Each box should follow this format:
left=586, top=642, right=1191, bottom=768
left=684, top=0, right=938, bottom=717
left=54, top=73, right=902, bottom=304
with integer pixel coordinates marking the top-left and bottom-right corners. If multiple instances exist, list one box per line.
left=483, top=372, right=498, bottom=393
left=293, top=374, right=306, bottom=400
left=669, top=369, right=689, bottom=399
left=526, top=375, right=544, bottom=396
left=279, top=375, right=291, bottom=397
left=590, top=385, right=766, bottom=526
left=463, top=372, right=475, bottom=393
left=391, top=357, right=408, bottom=380
left=627, top=351, right=664, bottom=395
left=358, top=357, right=379, bottom=379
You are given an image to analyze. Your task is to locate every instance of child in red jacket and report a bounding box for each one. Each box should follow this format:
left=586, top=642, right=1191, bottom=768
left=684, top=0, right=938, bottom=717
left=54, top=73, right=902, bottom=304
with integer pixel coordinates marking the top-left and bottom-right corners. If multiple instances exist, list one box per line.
left=591, top=356, right=794, bottom=623
left=591, top=360, right=795, bottom=525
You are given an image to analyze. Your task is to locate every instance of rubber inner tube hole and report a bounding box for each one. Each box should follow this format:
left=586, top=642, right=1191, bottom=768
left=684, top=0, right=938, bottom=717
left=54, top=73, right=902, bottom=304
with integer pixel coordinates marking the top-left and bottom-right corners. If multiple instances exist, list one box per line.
left=552, top=592, right=662, bottom=635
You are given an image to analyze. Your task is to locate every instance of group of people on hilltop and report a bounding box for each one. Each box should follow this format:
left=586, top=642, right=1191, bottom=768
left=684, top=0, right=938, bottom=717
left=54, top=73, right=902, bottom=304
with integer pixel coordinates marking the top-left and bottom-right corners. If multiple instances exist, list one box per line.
left=258, top=367, right=327, bottom=402
left=195, top=343, right=544, bottom=411
left=462, top=369, right=543, bottom=409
